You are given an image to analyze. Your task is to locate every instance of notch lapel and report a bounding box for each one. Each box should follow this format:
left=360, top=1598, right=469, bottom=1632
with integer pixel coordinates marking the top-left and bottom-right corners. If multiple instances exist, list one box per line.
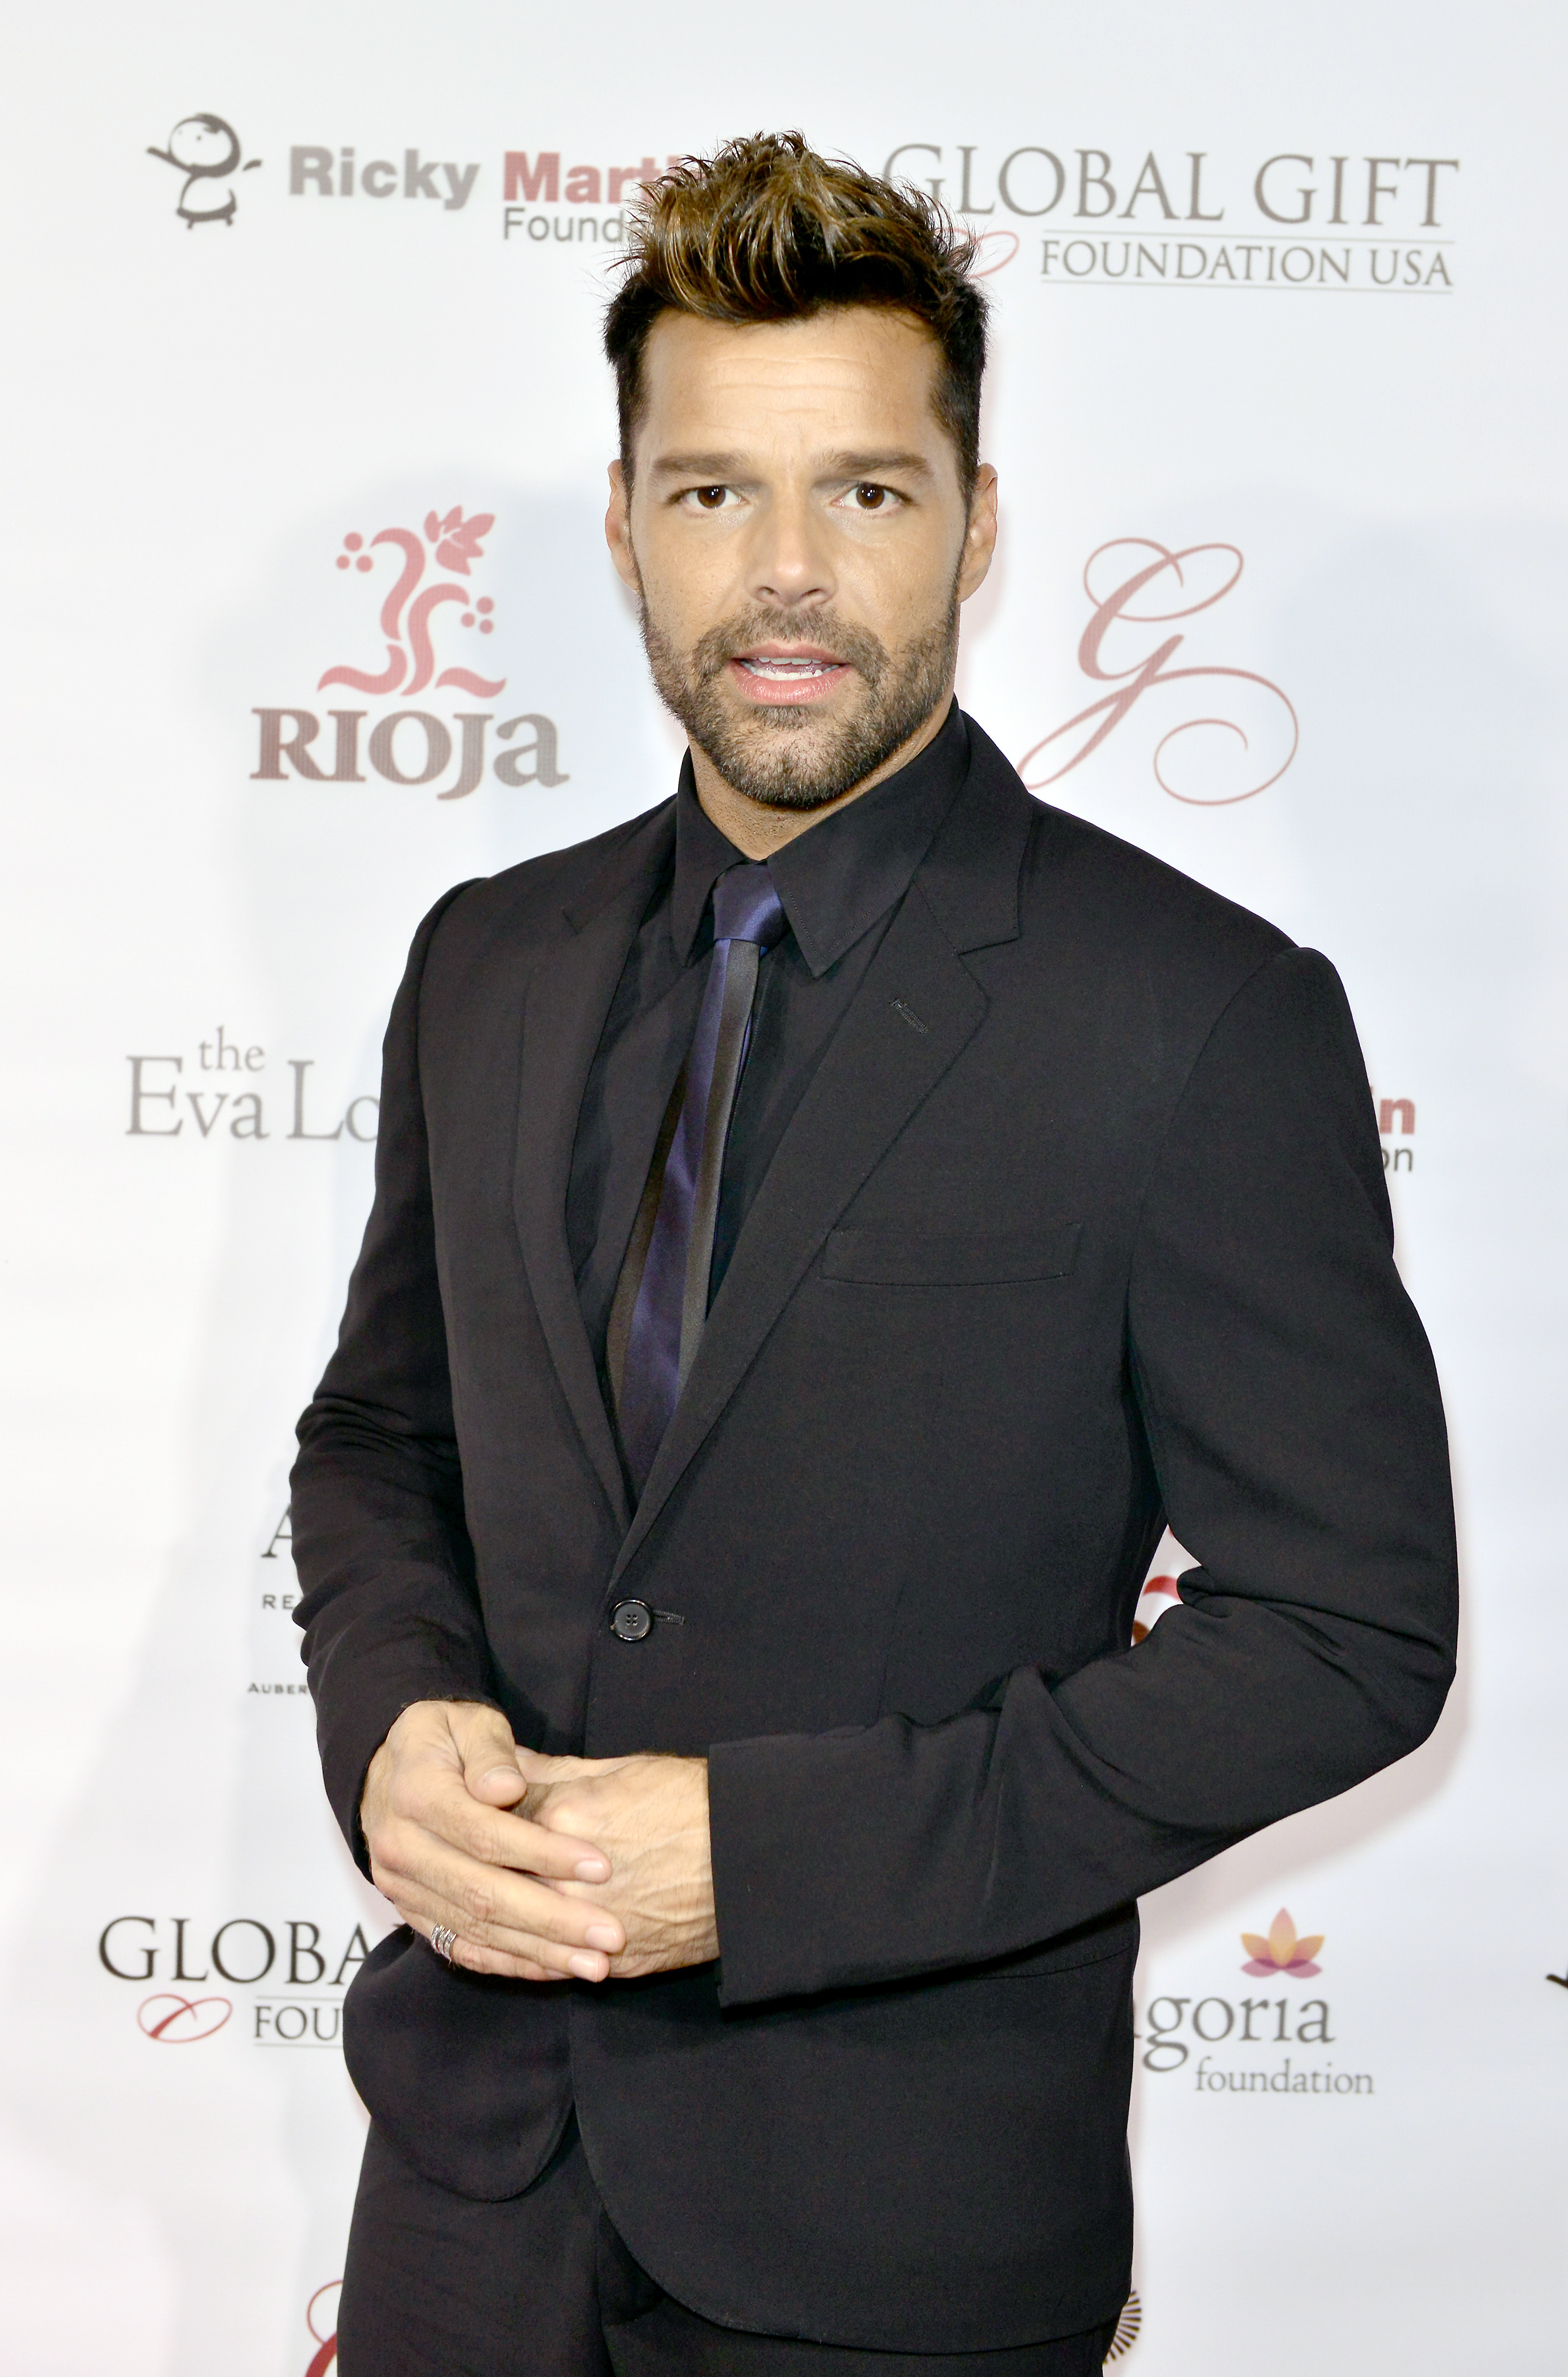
left=608, top=887, right=982, bottom=1582
left=512, top=808, right=674, bottom=1531
left=609, top=736, right=1034, bottom=1581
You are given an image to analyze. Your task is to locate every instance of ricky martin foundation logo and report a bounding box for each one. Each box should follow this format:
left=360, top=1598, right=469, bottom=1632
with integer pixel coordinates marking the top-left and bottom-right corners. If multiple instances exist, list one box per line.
left=253, top=502, right=566, bottom=802
left=147, top=114, right=261, bottom=227
left=1019, top=539, right=1298, bottom=806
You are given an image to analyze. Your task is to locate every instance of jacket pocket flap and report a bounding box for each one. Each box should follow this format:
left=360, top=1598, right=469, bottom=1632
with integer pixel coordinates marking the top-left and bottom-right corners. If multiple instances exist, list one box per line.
left=823, top=1221, right=1081, bottom=1286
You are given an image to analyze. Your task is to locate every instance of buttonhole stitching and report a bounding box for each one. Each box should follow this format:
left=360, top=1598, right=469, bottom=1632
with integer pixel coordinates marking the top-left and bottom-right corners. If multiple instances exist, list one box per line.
left=890, top=998, right=928, bottom=1035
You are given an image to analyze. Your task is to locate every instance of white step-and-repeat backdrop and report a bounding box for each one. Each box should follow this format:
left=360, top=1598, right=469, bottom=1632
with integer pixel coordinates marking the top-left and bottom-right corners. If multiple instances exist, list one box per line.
left=2, top=3, right=1563, bottom=2369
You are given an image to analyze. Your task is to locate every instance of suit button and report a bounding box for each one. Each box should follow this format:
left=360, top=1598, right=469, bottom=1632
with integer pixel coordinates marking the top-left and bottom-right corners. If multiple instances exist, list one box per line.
left=610, top=1599, right=653, bottom=1643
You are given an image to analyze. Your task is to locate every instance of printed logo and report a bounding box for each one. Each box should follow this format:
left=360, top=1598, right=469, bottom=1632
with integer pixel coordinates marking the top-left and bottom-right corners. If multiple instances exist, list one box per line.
left=1105, top=2290, right=1142, bottom=2362
left=305, top=2281, right=340, bottom=2377
left=102, top=1915, right=383, bottom=2048
left=1133, top=1535, right=1188, bottom=1644
left=290, top=147, right=479, bottom=209
left=1138, top=1913, right=1368, bottom=2096
left=1377, top=1095, right=1415, bottom=1174
left=502, top=149, right=678, bottom=247
left=1132, top=1573, right=1180, bottom=1645
left=137, top=1992, right=233, bottom=2043
left=885, top=143, right=1458, bottom=293
left=1019, top=540, right=1298, bottom=805
left=323, top=506, right=505, bottom=701
left=125, top=1028, right=377, bottom=1146
left=1241, top=1908, right=1324, bottom=1979
left=147, top=114, right=261, bottom=228
left=253, top=502, right=566, bottom=802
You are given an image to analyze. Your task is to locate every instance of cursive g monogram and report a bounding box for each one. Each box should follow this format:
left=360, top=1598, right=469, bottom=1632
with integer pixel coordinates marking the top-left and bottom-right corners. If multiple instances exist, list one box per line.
left=137, top=1991, right=232, bottom=2042
left=1019, top=539, right=1299, bottom=804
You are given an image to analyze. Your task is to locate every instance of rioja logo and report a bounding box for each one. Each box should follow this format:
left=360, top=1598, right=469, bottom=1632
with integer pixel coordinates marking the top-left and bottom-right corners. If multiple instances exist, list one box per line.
left=322, top=506, right=506, bottom=699
left=253, top=500, right=566, bottom=800
left=1019, top=539, right=1299, bottom=805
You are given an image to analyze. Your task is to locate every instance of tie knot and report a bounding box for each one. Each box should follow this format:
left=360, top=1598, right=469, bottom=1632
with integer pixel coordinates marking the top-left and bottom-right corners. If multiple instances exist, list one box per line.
left=712, top=861, right=786, bottom=952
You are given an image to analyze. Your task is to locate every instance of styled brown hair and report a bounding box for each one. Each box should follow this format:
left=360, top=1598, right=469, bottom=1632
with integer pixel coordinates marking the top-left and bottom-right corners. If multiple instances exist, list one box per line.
left=604, top=132, right=988, bottom=497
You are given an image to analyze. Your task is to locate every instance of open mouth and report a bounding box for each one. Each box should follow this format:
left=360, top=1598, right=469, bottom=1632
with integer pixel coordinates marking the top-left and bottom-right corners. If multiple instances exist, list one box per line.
left=737, top=656, right=838, bottom=679
left=728, top=649, right=851, bottom=706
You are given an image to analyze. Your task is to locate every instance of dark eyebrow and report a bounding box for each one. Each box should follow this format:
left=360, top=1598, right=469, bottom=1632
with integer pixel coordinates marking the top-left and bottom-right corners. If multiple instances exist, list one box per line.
left=646, top=448, right=938, bottom=486
left=815, top=450, right=937, bottom=483
left=647, top=452, right=747, bottom=482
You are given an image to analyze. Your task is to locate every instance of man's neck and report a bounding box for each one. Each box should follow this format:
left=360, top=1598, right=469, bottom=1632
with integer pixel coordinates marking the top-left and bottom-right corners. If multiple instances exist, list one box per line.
left=689, top=689, right=955, bottom=860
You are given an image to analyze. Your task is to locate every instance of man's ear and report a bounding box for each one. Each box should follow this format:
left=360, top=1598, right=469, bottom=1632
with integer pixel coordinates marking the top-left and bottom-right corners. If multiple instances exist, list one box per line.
left=605, top=462, right=642, bottom=595
left=957, top=464, right=999, bottom=603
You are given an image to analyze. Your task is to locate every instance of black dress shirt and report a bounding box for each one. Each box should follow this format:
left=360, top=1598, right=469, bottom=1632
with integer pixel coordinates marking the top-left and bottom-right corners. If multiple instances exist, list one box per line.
left=566, top=700, right=970, bottom=1372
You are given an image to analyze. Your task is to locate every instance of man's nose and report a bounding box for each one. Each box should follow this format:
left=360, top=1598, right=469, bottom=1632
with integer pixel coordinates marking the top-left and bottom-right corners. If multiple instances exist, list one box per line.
left=745, top=491, right=835, bottom=612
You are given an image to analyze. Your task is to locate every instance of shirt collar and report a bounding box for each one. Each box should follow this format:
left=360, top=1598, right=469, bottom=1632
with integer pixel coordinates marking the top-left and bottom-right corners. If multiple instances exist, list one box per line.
left=669, top=700, right=969, bottom=977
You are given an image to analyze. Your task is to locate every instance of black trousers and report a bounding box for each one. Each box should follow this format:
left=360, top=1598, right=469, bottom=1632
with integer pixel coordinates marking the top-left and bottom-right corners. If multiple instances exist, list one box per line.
left=339, top=2122, right=1119, bottom=2376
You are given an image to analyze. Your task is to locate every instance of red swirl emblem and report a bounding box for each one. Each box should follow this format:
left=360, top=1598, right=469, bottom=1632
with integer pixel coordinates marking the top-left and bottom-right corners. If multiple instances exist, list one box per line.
left=306, top=2280, right=341, bottom=2376
left=137, top=1992, right=232, bottom=2043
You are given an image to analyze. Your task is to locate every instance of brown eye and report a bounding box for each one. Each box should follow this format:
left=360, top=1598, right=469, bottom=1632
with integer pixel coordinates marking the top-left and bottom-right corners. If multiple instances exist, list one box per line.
left=857, top=484, right=886, bottom=509
left=695, top=486, right=728, bottom=509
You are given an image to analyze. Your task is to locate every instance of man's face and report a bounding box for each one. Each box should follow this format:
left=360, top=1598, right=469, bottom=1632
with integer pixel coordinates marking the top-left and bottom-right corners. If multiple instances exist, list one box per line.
left=607, top=307, right=996, bottom=813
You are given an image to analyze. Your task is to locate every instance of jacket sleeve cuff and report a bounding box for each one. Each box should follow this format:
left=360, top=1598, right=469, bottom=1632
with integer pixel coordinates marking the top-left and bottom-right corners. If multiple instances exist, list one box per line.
left=706, top=1711, right=1000, bottom=2007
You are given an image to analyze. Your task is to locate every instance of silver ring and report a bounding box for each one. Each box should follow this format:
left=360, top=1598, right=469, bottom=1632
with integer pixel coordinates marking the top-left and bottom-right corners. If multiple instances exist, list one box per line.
left=430, top=1924, right=457, bottom=1964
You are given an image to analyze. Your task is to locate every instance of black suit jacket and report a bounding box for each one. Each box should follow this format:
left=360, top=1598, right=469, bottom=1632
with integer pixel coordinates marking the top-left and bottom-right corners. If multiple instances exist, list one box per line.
left=292, top=718, right=1456, bottom=2352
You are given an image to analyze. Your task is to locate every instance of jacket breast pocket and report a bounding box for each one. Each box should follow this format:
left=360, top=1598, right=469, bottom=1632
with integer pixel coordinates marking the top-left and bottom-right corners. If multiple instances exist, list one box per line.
left=821, top=1221, right=1082, bottom=1287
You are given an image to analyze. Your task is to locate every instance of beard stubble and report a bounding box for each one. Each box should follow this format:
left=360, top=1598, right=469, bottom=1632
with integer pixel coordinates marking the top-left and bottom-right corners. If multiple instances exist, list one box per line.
left=638, top=585, right=961, bottom=811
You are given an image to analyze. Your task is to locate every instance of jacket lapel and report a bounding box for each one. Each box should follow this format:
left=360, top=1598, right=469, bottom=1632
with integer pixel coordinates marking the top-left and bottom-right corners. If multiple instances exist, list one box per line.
left=513, top=806, right=675, bottom=1531
left=609, top=740, right=1035, bottom=1584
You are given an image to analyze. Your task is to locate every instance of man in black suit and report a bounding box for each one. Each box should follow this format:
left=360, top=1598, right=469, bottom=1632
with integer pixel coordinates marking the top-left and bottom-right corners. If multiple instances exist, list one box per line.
left=293, top=133, right=1457, bottom=2374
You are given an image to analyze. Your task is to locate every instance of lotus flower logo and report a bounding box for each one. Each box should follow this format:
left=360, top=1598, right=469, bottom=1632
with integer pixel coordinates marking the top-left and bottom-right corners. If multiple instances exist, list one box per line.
left=1241, top=1909, right=1324, bottom=1979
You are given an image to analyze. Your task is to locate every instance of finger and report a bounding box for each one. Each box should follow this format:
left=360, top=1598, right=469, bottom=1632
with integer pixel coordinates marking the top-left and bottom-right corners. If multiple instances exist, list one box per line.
left=374, top=1823, right=626, bottom=1960
left=457, top=1737, right=611, bottom=1880
left=395, top=1774, right=611, bottom=1886
left=450, top=1706, right=529, bottom=1807
left=395, top=1882, right=603, bottom=1979
left=422, top=1909, right=564, bottom=1985
left=392, top=1878, right=617, bottom=1983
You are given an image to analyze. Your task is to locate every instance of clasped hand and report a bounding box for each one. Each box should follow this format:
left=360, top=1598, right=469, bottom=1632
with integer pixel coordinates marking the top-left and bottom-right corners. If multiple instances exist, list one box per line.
left=360, top=1702, right=718, bottom=1983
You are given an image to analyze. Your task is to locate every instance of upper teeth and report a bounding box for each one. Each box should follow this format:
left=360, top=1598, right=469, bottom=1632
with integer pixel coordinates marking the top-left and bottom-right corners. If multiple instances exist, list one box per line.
left=742, top=657, right=834, bottom=676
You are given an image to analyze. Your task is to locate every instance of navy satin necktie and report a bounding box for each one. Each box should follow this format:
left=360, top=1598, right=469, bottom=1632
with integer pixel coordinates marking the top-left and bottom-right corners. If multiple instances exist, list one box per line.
left=613, top=862, right=787, bottom=1492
